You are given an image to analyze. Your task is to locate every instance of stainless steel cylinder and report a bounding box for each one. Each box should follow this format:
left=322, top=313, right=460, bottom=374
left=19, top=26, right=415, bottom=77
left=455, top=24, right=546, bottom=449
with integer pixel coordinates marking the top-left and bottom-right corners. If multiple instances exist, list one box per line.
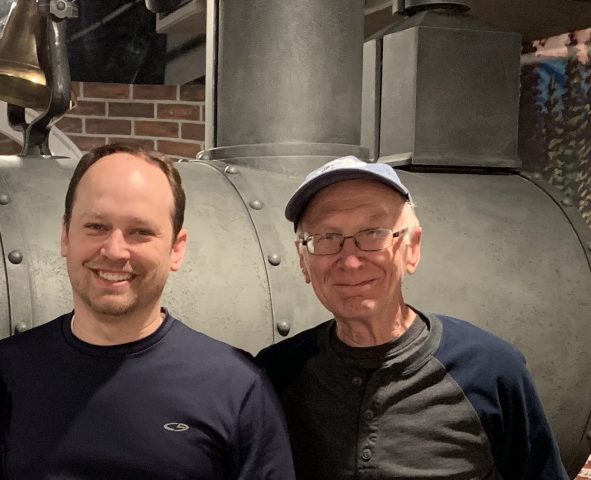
left=210, top=0, right=365, bottom=158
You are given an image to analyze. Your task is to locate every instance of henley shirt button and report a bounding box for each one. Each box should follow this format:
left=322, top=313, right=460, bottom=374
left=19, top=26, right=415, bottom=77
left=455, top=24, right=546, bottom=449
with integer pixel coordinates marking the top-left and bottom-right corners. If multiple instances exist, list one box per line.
left=361, top=448, right=372, bottom=461
left=352, top=376, right=363, bottom=386
left=363, top=409, right=374, bottom=420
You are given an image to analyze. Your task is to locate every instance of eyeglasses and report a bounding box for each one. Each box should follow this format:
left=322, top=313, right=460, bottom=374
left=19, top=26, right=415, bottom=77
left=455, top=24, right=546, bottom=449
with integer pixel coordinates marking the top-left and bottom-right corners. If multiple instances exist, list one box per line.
left=300, top=227, right=408, bottom=255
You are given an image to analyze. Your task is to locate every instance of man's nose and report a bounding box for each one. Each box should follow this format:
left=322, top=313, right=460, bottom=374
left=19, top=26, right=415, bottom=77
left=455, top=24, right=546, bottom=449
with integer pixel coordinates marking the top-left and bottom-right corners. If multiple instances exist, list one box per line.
left=100, top=230, right=131, bottom=260
left=339, top=236, right=364, bottom=269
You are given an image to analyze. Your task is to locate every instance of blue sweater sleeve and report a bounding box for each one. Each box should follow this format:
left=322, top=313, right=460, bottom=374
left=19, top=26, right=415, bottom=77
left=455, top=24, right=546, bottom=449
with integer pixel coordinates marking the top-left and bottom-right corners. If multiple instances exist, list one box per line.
left=493, top=360, right=568, bottom=480
left=434, top=316, right=568, bottom=480
left=227, top=371, right=296, bottom=480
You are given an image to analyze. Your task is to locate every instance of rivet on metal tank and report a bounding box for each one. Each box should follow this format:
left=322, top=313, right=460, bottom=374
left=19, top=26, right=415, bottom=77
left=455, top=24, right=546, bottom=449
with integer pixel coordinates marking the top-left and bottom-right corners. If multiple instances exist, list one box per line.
left=267, top=253, right=281, bottom=266
left=249, top=199, right=263, bottom=210
left=7, top=250, right=23, bottom=264
left=276, top=321, right=291, bottom=337
left=14, top=322, right=29, bottom=335
left=224, top=165, right=238, bottom=175
left=0, top=193, right=10, bottom=205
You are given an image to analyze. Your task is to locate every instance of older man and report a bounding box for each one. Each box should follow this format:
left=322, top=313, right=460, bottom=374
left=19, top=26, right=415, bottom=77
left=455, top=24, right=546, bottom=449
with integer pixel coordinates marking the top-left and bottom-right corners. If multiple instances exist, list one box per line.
left=0, top=143, right=295, bottom=480
left=257, top=156, right=568, bottom=480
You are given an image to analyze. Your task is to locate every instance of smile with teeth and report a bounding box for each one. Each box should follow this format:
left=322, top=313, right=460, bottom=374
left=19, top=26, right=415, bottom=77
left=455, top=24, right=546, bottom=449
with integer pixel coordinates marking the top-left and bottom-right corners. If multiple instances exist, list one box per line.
left=95, top=270, right=134, bottom=282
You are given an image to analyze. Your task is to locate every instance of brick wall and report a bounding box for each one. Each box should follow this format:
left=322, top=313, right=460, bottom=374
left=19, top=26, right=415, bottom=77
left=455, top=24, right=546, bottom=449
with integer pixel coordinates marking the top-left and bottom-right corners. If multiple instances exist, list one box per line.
left=56, top=82, right=205, bottom=160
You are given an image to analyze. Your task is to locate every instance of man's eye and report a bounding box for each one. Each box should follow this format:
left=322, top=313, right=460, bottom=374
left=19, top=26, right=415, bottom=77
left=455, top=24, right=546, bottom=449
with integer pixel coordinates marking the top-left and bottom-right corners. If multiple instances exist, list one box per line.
left=85, top=223, right=106, bottom=231
left=317, top=233, right=341, bottom=242
left=132, top=229, right=154, bottom=237
left=360, top=228, right=387, bottom=239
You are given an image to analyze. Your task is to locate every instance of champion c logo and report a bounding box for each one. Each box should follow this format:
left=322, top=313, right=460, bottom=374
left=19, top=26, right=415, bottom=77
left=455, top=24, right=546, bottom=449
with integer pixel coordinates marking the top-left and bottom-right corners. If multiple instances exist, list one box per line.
left=163, top=422, right=189, bottom=432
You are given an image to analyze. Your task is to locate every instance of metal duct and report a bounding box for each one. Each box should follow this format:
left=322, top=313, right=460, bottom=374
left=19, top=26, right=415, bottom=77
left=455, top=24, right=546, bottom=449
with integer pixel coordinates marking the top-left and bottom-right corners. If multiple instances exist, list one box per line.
left=367, top=7, right=522, bottom=167
left=203, top=0, right=368, bottom=173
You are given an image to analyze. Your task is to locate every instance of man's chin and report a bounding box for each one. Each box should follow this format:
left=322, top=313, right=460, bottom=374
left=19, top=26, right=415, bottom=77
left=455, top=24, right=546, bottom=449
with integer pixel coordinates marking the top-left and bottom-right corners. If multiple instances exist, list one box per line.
left=86, top=298, right=138, bottom=318
left=336, top=299, right=378, bottom=319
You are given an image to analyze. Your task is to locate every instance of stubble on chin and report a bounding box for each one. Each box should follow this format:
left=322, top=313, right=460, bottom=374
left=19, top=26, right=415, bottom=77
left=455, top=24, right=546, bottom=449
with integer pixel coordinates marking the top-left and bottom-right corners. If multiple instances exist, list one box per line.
left=78, top=289, right=140, bottom=318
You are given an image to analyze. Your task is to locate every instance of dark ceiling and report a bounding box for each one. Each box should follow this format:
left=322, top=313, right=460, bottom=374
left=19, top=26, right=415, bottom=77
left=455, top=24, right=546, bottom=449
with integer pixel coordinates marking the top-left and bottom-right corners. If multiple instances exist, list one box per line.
left=66, top=0, right=166, bottom=84
left=366, top=0, right=591, bottom=42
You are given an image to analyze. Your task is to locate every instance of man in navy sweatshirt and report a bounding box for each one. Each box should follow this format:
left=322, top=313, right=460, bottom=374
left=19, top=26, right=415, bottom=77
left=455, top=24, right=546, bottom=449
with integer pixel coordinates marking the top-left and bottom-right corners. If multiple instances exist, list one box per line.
left=0, top=143, right=295, bottom=480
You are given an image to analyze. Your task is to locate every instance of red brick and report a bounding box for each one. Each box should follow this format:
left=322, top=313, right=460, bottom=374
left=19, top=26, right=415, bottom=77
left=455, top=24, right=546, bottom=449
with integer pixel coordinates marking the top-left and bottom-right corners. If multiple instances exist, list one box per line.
left=157, top=104, right=200, bottom=121
left=86, top=119, right=132, bottom=135
left=55, top=116, right=82, bottom=133
left=71, top=82, right=82, bottom=97
left=67, top=135, right=107, bottom=151
left=181, top=122, right=205, bottom=141
left=69, top=100, right=106, bottom=116
left=133, top=84, right=177, bottom=101
left=201, top=105, right=205, bottom=121
left=83, top=82, right=130, bottom=100
left=157, top=140, right=202, bottom=159
left=180, top=84, right=205, bottom=102
left=109, top=102, right=155, bottom=118
left=108, top=137, right=155, bottom=151
left=135, top=120, right=179, bottom=138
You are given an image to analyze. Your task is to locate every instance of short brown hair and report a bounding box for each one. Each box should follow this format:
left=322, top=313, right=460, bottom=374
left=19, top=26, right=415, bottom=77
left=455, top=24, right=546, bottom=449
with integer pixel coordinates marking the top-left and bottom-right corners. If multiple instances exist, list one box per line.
left=63, top=143, right=186, bottom=238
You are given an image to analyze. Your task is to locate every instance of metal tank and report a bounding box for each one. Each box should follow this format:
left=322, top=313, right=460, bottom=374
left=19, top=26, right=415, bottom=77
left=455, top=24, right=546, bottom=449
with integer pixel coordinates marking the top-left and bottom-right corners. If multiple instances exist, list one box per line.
left=0, top=0, right=589, bottom=476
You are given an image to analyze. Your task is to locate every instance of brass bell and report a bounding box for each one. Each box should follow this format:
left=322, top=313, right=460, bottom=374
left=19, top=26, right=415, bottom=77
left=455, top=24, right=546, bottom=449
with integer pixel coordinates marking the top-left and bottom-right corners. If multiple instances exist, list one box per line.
left=0, top=0, right=50, bottom=111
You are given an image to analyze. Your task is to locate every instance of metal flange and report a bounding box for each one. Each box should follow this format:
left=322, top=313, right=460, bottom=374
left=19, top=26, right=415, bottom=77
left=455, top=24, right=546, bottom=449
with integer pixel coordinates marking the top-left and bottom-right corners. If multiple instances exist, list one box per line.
left=395, top=0, right=471, bottom=15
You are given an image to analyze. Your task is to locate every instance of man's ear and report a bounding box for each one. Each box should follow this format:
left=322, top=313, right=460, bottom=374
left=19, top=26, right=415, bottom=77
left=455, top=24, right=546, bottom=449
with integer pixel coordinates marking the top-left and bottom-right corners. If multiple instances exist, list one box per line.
left=405, top=227, right=422, bottom=275
left=170, top=228, right=188, bottom=272
left=295, top=241, right=311, bottom=284
left=60, top=219, right=69, bottom=257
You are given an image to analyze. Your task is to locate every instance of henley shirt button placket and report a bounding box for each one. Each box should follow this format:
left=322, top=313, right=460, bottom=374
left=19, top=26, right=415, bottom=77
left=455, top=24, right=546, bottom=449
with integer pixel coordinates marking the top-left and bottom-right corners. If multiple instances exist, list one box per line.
left=361, top=447, right=373, bottom=462
left=363, top=409, right=374, bottom=421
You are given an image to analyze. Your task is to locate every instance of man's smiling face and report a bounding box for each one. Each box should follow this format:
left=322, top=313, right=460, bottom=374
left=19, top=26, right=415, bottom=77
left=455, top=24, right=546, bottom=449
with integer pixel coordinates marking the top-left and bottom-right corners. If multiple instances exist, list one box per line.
left=61, top=152, right=186, bottom=321
left=298, top=179, right=421, bottom=324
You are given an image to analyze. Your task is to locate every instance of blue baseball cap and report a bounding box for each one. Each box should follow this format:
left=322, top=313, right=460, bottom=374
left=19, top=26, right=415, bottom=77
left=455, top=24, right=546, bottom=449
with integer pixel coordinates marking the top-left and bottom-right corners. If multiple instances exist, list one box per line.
left=285, top=156, right=412, bottom=225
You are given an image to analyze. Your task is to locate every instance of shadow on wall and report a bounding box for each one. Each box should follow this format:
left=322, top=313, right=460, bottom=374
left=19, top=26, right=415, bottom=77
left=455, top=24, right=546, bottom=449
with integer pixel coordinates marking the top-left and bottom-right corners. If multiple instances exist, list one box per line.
left=519, top=28, right=591, bottom=230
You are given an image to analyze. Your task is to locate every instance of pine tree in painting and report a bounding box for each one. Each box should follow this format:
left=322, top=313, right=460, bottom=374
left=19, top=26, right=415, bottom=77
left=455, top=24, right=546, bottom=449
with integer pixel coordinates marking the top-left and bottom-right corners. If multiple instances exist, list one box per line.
left=561, top=56, right=590, bottom=226
left=542, top=76, right=566, bottom=189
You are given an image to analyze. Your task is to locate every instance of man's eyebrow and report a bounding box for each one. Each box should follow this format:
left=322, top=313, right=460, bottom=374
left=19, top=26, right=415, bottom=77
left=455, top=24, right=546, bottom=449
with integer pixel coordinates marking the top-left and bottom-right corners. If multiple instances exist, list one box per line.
left=80, top=211, right=106, bottom=220
left=79, top=213, right=160, bottom=229
left=367, top=212, right=387, bottom=220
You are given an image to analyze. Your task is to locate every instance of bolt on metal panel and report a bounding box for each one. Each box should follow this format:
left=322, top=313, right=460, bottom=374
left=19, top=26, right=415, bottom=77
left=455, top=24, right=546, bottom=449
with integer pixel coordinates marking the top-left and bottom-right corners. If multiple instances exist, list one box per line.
left=212, top=161, right=331, bottom=342
left=166, top=161, right=275, bottom=353
left=0, top=156, right=74, bottom=332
